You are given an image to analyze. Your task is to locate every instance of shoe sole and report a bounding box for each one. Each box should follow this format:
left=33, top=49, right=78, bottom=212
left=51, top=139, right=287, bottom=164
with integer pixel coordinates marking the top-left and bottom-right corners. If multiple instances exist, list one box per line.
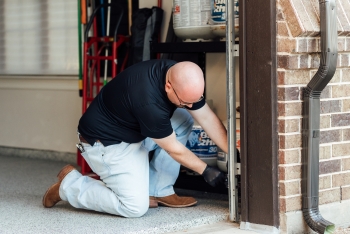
left=156, top=200, right=197, bottom=208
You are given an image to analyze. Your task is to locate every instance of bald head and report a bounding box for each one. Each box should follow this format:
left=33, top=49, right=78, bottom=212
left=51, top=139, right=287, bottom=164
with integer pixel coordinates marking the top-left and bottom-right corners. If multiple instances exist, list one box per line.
left=167, top=62, right=205, bottom=103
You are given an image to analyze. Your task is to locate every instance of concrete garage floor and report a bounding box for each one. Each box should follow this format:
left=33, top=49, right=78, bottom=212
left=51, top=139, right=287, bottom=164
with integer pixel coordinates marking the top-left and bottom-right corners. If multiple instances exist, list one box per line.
left=1, top=154, right=348, bottom=234
left=0, top=154, right=247, bottom=234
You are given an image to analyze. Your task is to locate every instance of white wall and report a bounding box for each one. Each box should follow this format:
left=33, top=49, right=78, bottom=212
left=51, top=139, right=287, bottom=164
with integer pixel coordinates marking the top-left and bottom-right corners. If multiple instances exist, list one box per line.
left=206, top=54, right=240, bottom=120
left=0, top=77, right=81, bottom=153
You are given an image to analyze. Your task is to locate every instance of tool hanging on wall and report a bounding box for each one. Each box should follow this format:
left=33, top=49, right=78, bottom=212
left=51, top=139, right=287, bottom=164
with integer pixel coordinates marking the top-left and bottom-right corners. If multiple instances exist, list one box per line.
left=103, top=0, right=111, bottom=86
left=78, top=0, right=89, bottom=97
left=128, top=0, right=132, bottom=35
left=77, top=0, right=83, bottom=97
left=99, top=0, right=106, bottom=36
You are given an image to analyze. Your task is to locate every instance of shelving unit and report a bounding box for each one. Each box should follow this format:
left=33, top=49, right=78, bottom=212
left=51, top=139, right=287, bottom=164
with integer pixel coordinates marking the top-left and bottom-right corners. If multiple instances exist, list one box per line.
left=150, top=36, right=240, bottom=221
left=150, top=41, right=238, bottom=80
left=150, top=41, right=226, bottom=53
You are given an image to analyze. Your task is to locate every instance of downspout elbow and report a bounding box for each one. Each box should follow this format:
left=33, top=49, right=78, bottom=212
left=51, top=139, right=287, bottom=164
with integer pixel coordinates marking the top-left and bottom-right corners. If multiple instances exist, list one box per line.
left=303, top=208, right=335, bottom=234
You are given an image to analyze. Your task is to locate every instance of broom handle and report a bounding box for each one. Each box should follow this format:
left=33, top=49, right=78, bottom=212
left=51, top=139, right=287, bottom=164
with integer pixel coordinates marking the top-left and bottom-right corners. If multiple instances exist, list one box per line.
left=103, top=0, right=111, bottom=86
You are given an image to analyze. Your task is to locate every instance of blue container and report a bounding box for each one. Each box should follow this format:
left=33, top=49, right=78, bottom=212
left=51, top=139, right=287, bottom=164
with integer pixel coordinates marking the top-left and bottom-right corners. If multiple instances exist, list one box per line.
left=211, top=0, right=226, bottom=24
left=186, top=125, right=217, bottom=157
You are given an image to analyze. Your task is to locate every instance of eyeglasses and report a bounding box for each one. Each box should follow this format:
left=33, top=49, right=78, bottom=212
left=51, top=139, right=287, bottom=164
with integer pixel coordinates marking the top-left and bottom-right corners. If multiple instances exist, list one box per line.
left=168, top=80, right=204, bottom=107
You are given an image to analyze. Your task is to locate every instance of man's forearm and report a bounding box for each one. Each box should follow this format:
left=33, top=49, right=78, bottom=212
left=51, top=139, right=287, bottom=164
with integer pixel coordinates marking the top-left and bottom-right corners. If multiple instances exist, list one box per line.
left=204, top=118, right=228, bottom=153
left=151, top=131, right=208, bottom=174
left=168, top=146, right=207, bottom=174
left=193, top=106, right=228, bottom=153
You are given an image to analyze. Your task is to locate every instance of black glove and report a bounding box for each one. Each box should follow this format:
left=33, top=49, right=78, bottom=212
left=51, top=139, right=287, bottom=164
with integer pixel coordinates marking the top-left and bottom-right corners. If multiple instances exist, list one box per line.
left=202, top=165, right=226, bottom=187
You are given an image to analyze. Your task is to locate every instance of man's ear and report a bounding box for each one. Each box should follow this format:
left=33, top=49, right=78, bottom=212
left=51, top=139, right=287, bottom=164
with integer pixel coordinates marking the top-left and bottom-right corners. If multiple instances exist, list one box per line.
left=165, top=81, right=172, bottom=92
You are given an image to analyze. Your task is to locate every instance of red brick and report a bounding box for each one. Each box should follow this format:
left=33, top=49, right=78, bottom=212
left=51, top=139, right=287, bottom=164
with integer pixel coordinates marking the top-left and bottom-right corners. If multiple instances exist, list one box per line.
left=297, top=38, right=308, bottom=53
left=329, top=69, right=341, bottom=83
left=320, top=145, right=331, bottom=160
left=319, top=159, right=341, bottom=175
left=307, top=38, right=320, bottom=52
left=320, top=115, right=331, bottom=129
left=309, top=0, right=319, bottom=19
left=346, top=38, right=350, bottom=51
left=310, top=53, right=320, bottom=69
left=320, top=129, right=342, bottom=144
left=332, top=84, right=350, bottom=98
left=319, top=188, right=341, bottom=205
left=280, top=0, right=304, bottom=37
left=279, top=181, right=300, bottom=196
left=319, top=175, right=332, bottom=190
left=279, top=118, right=300, bottom=133
left=277, top=7, right=285, bottom=21
left=278, top=55, right=299, bottom=69
left=278, top=38, right=297, bottom=53
left=279, top=149, right=300, bottom=164
left=299, top=54, right=309, bottom=69
left=280, top=196, right=302, bottom=212
left=333, top=172, right=350, bottom=187
left=338, top=37, right=346, bottom=52
left=343, top=129, right=350, bottom=141
left=320, top=86, right=331, bottom=99
left=279, top=134, right=302, bottom=149
left=320, top=100, right=341, bottom=114
left=333, top=143, right=350, bottom=157
left=278, top=71, right=286, bottom=85
left=331, top=113, right=350, bottom=127
left=300, top=0, right=320, bottom=33
left=343, top=99, right=350, bottom=112
left=278, top=102, right=302, bottom=117
left=341, top=186, right=350, bottom=200
left=278, top=87, right=300, bottom=101
left=342, top=158, right=350, bottom=171
left=279, top=164, right=301, bottom=180
left=336, top=2, right=350, bottom=33
left=342, top=69, right=350, bottom=82
left=277, top=22, right=290, bottom=37
left=281, top=70, right=310, bottom=85
left=339, top=0, right=350, bottom=33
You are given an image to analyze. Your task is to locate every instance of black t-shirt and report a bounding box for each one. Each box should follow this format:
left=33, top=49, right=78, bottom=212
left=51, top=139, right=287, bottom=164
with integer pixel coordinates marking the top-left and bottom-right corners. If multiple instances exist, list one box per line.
left=78, top=59, right=205, bottom=146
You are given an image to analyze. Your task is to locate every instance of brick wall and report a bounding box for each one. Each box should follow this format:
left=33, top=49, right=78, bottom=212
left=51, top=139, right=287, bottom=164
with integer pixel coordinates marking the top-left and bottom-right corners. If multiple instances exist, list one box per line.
left=277, top=0, right=350, bottom=214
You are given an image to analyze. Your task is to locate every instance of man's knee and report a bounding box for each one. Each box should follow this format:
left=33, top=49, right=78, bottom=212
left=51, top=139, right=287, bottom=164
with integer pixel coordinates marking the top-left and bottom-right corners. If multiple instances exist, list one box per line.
left=121, top=199, right=149, bottom=218
left=114, top=193, right=149, bottom=218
